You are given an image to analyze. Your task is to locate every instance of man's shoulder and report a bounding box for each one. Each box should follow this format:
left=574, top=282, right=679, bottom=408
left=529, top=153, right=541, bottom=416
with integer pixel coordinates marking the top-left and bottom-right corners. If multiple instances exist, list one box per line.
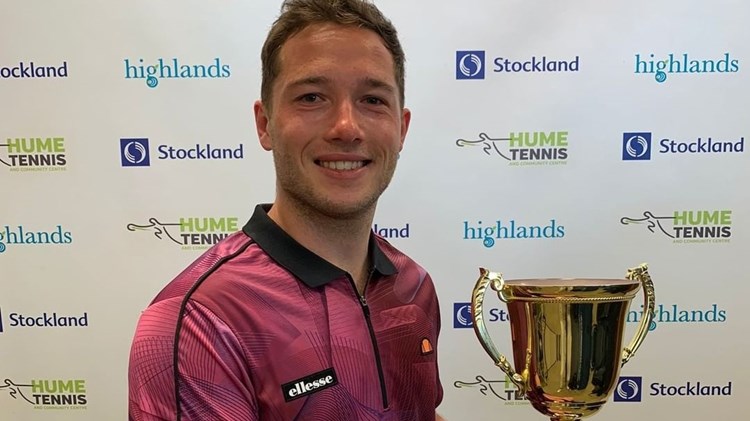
left=373, top=234, right=427, bottom=273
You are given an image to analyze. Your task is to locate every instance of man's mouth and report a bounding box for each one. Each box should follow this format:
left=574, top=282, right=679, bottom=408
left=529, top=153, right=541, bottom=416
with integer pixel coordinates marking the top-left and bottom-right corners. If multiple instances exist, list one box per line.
left=316, top=160, right=369, bottom=170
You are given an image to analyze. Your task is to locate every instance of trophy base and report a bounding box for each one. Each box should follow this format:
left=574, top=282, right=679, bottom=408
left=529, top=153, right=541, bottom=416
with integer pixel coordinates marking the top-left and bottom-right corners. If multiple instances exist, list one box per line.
left=536, top=399, right=606, bottom=421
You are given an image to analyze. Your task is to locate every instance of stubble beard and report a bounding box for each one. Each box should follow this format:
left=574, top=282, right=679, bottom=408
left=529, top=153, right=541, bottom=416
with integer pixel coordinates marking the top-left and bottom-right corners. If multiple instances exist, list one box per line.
left=272, top=148, right=398, bottom=223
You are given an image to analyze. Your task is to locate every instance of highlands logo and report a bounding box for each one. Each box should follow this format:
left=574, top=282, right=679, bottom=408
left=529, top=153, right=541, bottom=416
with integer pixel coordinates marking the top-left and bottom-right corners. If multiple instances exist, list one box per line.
left=621, top=209, right=732, bottom=244
left=456, top=50, right=579, bottom=80
left=0, top=378, right=87, bottom=410
left=456, top=131, right=568, bottom=166
left=635, top=52, right=739, bottom=83
left=127, top=217, right=239, bottom=250
left=464, top=219, right=565, bottom=248
left=0, top=137, right=67, bottom=172
left=0, top=226, right=73, bottom=254
left=621, top=132, right=743, bottom=161
left=0, top=61, right=68, bottom=79
left=627, top=303, right=726, bottom=331
left=124, top=58, right=231, bottom=88
left=119, top=138, right=244, bottom=167
left=454, top=375, right=528, bottom=405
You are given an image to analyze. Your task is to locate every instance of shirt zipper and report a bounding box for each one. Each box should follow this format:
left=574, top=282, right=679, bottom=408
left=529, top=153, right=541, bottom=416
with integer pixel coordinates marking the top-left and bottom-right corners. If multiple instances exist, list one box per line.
left=349, top=269, right=389, bottom=409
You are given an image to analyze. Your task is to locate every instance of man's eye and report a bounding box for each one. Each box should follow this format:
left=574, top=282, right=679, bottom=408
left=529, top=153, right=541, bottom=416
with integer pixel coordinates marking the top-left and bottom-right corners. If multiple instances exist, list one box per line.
left=364, top=96, right=385, bottom=105
left=299, top=93, right=320, bottom=102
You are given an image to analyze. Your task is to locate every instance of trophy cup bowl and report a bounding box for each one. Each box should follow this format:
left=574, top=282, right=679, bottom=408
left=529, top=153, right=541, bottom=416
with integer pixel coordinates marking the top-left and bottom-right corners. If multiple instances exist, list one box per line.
left=471, top=264, right=655, bottom=421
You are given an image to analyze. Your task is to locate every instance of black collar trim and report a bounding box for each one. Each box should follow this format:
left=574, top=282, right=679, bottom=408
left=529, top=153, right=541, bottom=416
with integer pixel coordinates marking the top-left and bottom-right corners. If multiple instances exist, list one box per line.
left=242, top=204, right=398, bottom=288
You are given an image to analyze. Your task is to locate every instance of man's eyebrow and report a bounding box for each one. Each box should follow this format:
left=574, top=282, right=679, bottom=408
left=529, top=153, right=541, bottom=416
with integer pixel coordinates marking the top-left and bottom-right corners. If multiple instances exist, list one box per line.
left=285, top=76, right=396, bottom=93
left=362, top=77, right=396, bottom=94
left=287, top=76, right=331, bottom=89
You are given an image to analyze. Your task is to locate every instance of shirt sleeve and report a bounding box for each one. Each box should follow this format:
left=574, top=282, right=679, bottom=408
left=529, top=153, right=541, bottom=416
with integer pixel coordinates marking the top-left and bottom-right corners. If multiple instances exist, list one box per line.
left=129, top=298, right=258, bottom=421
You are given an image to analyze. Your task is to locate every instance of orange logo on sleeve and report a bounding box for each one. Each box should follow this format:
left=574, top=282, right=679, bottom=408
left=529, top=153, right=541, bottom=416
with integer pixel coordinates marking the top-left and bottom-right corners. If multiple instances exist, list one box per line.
left=420, top=338, right=434, bottom=355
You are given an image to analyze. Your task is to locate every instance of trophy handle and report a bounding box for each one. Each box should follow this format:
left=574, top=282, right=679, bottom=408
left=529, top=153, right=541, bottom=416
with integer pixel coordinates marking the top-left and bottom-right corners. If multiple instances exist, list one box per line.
left=621, top=263, right=656, bottom=367
left=471, top=268, right=527, bottom=393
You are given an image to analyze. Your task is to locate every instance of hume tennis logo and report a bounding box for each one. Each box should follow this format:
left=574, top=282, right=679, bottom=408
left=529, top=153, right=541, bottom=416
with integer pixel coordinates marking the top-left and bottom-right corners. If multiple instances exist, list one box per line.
left=0, top=137, right=67, bottom=172
left=0, top=378, right=88, bottom=410
left=124, top=57, right=231, bottom=88
left=127, top=217, right=239, bottom=250
left=621, top=209, right=732, bottom=244
left=456, top=131, right=569, bottom=166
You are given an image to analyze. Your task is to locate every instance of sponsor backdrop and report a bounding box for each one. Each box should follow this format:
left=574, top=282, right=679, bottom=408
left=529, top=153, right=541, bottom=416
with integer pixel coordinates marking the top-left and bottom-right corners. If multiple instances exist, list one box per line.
left=1, top=0, right=746, bottom=419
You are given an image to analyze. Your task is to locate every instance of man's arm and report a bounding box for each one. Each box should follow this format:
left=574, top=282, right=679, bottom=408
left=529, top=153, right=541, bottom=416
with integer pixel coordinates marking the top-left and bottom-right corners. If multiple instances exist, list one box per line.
left=129, top=299, right=258, bottom=420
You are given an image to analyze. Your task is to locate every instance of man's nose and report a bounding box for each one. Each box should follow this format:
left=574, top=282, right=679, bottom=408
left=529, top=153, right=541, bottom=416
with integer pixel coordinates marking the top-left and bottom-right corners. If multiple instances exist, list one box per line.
left=327, top=100, right=363, bottom=142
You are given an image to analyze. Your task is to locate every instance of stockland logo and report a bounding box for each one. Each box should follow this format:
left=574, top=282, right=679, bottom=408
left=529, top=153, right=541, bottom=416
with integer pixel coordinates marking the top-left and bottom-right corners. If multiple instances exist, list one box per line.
left=453, top=302, right=510, bottom=329
left=621, top=209, right=732, bottom=244
left=0, top=306, right=89, bottom=333
left=627, top=303, right=727, bottom=331
left=0, top=61, right=68, bottom=79
left=621, top=132, right=743, bottom=161
left=456, top=50, right=579, bottom=80
left=464, top=218, right=565, bottom=248
left=456, top=131, right=569, bottom=166
left=0, top=378, right=87, bottom=410
left=119, top=137, right=244, bottom=167
left=622, top=132, right=651, bottom=161
left=124, top=57, right=231, bottom=88
left=0, top=137, right=67, bottom=172
left=614, top=376, right=732, bottom=401
left=456, top=51, right=485, bottom=79
left=127, top=217, right=239, bottom=250
left=372, top=223, right=410, bottom=239
left=0, top=225, right=73, bottom=254
left=614, top=377, right=642, bottom=402
left=635, top=52, right=739, bottom=83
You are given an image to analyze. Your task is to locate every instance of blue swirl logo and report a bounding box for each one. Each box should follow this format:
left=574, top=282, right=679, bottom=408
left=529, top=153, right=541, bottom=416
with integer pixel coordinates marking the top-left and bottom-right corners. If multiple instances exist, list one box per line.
left=460, top=54, right=482, bottom=77
left=0, top=232, right=6, bottom=253
left=614, top=377, right=642, bottom=401
left=124, top=141, right=148, bottom=164
left=456, top=51, right=485, bottom=80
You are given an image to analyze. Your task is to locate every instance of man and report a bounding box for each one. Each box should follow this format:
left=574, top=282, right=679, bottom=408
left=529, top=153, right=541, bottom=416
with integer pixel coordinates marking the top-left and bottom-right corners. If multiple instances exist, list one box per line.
left=128, top=1, right=444, bottom=420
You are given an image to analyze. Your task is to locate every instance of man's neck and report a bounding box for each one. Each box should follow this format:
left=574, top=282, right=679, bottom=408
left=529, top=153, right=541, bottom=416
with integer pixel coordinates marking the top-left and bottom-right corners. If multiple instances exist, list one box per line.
left=267, top=198, right=374, bottom=294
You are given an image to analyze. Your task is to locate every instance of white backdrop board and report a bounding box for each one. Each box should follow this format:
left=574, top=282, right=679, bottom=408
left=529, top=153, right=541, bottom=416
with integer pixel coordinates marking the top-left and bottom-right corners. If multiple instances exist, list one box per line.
left=1, top=1, right=747, bottom=420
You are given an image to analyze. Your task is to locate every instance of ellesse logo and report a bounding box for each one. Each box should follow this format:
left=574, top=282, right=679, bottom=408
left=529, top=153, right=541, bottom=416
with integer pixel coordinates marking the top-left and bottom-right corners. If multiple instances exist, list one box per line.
left=281, top=368, right=338, bottom=402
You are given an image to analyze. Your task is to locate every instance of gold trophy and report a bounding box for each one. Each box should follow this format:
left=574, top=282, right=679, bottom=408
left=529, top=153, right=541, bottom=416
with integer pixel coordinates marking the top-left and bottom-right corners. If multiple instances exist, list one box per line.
left=471, top=264, right=655, bottom=420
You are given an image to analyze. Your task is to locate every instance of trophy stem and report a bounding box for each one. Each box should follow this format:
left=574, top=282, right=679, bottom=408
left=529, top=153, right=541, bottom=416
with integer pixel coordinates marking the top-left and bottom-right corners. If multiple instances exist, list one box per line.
left=550, top=416, right=580, bottom=421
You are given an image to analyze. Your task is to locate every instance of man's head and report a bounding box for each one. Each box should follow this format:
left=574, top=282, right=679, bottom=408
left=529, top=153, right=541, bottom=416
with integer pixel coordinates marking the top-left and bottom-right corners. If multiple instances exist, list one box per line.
left=261, top=0, right=406, bottom=113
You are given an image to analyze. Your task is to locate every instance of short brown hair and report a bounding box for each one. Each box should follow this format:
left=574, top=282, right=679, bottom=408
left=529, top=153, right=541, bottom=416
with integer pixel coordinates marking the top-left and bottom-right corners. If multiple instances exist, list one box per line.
left=260, top=0, right=406, bottom=112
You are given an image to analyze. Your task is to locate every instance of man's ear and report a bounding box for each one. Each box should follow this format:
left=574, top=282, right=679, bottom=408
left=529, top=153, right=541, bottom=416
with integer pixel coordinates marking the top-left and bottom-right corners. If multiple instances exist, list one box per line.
left=399, top=107, right=411, bottom=151
left=254, top=100, right=272, bottom=151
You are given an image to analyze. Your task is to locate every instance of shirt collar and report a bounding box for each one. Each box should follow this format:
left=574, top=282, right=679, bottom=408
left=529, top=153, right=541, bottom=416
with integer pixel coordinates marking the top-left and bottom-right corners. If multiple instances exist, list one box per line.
left=242, top=204, right=398, bottom=288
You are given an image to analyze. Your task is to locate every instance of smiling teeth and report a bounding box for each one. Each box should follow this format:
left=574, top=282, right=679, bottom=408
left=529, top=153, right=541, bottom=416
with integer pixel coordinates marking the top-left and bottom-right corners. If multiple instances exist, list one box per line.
left=320, top=161, right=364, bottom=170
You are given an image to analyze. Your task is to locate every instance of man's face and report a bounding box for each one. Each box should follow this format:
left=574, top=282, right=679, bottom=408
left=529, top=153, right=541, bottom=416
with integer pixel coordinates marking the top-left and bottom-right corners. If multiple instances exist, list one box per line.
left=254, top=23, right=410, bottom=219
